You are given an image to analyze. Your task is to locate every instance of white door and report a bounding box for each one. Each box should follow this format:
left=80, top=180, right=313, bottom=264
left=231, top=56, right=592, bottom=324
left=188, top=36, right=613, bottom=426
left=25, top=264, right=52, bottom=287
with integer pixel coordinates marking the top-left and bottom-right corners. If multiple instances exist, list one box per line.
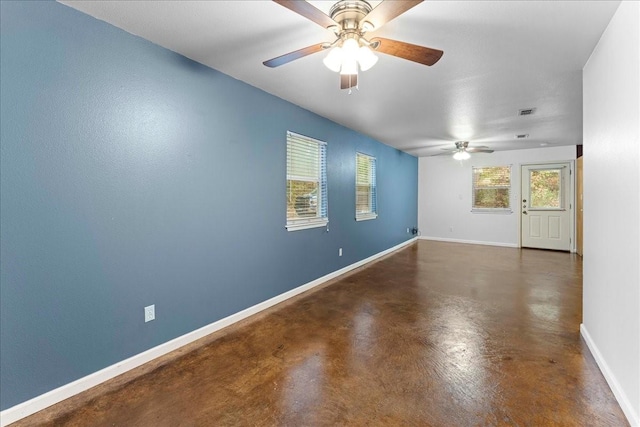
left=521, top=163, right=572, bottom=251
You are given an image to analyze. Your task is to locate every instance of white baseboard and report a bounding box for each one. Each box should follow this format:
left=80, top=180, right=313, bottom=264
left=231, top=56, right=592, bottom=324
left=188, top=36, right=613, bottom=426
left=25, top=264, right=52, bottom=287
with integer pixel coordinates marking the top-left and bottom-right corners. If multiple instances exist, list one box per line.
left=419, top=236, right=518, bottom=248
left=580, top=324, right=639, bottom=427
left=0, top=238, right=417, bottom=426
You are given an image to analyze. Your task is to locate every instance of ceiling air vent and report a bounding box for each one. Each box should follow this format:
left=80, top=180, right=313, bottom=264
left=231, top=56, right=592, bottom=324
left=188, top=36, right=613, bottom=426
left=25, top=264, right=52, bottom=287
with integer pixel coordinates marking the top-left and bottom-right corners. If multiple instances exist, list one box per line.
left=518, top=108, right=536, bottom=116
left=516, top=134, right=529, bottom=139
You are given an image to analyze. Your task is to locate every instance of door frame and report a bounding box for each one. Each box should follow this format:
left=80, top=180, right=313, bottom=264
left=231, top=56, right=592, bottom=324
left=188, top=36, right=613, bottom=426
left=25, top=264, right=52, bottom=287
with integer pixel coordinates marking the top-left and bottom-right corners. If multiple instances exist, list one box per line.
left=576, top=156, right=583, bottom=256
left=518, top=160, right=576, bottom=252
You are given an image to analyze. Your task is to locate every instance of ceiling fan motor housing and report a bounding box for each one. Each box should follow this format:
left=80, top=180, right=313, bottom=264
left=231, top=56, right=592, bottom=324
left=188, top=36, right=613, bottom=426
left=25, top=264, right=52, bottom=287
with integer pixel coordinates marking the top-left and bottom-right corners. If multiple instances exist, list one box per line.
left=329, top=0, right=373, bottom=31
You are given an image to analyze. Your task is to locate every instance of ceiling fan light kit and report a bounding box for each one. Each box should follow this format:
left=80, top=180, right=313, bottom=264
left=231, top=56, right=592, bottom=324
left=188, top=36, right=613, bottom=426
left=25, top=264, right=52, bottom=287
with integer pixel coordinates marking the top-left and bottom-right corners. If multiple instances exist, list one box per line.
left=452, top=141, right=471, bottom=160
left=453, top=150, right=471, bottom=161
left=357, top=44, right=378, bottom=70
left=322, top=36, right=379, bottom=75
left=264, top=0, right=443, bottom=90
left=322, top=47, right=342, bottom=72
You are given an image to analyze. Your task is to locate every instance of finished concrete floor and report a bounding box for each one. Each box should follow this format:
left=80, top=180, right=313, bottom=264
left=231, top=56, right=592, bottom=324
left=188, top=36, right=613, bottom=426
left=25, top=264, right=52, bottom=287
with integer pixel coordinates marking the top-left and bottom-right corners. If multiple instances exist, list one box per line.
left=12, top=240, right=628, bottom=426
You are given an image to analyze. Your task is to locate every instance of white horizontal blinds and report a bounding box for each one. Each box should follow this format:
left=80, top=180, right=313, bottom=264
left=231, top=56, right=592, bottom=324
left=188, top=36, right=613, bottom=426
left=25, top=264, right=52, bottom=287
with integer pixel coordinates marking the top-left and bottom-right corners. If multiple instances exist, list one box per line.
left=370, top=156, right=377, bottom=214
left=286, top=131, right=328, bottom=229
left=287, top=136, right=319, bottom=181
left=318, top=143, right=328, bottom=218
left=356, top=152, right=377, bottom=219
left=472, top=166, right=511, bottom=209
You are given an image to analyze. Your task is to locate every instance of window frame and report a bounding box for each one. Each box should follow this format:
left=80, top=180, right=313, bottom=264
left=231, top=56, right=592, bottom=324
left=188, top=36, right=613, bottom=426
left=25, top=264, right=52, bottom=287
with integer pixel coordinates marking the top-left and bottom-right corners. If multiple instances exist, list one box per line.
left=285, top=131, right=328, bottom=231
left=471, top=165, right=513, bottom=214
left=355, top=152, right=378, bottom=221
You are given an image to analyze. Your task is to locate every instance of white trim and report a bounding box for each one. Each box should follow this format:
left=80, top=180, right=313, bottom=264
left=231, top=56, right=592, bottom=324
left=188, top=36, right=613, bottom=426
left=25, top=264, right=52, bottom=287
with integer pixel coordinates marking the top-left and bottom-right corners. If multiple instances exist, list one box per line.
left=580, top=324, right=639, bottom=427
left=470, top=209, right=513, bottom=214
left=355, top=214, right=377, bottom=222
left=419, top=235, right=518, bottom=248
left=285, top=218, right=328, bottom=231
left=0, top=237, right=418, bottom=427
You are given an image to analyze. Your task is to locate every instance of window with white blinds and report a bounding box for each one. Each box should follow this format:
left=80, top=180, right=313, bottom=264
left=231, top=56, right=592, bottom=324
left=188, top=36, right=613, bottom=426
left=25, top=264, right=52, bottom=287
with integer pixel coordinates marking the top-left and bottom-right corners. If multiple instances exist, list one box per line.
left=286, top=131, right=328, bottom=231
left=472, top=165, right=512, bottom=212
left=356, top=152, right=377, bottom=221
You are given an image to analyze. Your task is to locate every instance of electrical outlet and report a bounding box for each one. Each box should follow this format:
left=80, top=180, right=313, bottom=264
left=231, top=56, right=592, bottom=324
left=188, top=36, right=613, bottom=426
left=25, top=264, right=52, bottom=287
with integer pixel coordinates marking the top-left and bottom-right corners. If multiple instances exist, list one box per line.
left=144, top=304, right=155, bottom=323
left=339, top=248, right=343, bottom=257
left=407, top=228, right=410, bottom=233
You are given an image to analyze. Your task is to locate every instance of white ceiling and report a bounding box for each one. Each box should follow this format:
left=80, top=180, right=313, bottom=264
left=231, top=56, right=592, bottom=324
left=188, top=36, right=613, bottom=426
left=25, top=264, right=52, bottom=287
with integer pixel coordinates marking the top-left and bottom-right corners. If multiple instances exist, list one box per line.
left=59, top=0, right=619, bottom=156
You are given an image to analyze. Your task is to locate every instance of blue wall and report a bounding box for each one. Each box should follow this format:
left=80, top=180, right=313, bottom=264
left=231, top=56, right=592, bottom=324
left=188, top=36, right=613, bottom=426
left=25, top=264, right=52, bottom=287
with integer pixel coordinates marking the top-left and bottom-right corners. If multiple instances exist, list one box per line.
left=0, top=1, right=417, bottom=410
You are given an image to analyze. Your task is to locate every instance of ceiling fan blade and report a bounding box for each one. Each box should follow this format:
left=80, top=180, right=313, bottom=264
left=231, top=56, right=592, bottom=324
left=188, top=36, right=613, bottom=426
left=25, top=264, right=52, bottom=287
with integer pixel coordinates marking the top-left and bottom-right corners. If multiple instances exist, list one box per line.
left=361, top=0, right=423, bottom=30
left=263, top=43, right=326, bottom=68
left=272, top=0, right=337, bottom=29
left=340, top=74, right=358, bottom=89
left=466, top=148, right=494, bottom=153
left=372, top=37, right=443, bottom=66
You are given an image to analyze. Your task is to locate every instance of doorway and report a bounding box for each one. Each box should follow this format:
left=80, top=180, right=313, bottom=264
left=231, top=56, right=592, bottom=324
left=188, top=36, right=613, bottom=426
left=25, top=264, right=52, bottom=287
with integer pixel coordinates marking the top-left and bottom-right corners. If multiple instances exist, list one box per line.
left=521, top=162, right=573, bottom=251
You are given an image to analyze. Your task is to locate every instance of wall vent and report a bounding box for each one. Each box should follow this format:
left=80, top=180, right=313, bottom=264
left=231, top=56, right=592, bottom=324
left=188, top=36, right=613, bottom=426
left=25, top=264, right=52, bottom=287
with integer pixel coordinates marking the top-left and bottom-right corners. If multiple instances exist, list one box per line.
left=516, top=134, right=529, bottom=139
left=518, top=108, right=536, bottom=116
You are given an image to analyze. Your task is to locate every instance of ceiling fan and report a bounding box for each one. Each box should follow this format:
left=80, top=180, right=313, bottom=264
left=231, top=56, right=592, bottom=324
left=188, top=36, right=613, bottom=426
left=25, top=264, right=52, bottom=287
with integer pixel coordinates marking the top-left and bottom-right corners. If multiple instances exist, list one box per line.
left=263, top=0, right=443, bottom=90
left=435, top=141, right=494, bottom=160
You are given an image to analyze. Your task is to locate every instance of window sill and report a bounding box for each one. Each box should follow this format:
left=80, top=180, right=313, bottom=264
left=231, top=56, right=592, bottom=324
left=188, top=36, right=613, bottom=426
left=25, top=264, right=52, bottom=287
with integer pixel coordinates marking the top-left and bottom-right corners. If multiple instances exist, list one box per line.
left=356, top=214, right=378, bottom=222
left=286, top=219, right=328, bottom=231
left=471, top=209, right=513, bottom=214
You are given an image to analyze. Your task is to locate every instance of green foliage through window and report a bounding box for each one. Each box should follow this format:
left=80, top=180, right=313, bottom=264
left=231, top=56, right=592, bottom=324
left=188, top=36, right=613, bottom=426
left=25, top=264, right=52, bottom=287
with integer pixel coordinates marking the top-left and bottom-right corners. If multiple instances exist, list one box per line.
left=472, top=166, right=511, bottom=210
left=530, top=169, right=561, bottom=208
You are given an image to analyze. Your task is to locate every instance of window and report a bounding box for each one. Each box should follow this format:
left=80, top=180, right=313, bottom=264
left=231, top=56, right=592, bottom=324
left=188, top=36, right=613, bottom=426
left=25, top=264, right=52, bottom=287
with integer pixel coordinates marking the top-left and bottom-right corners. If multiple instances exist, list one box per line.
left=286, top=131, right=328, bottom=231
left=529, top=168, right=563, bottom=209
left=472, top=166, right=511, bottom=212
left=356, top=152, right=377, bottom=221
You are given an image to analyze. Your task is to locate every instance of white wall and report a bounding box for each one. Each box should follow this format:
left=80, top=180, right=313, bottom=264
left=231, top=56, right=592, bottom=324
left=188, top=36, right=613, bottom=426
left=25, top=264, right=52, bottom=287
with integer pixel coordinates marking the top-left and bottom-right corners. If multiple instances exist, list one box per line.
left=418, top=145, right=576, bottom=247
left=582, top=2, right=640, bottom=425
